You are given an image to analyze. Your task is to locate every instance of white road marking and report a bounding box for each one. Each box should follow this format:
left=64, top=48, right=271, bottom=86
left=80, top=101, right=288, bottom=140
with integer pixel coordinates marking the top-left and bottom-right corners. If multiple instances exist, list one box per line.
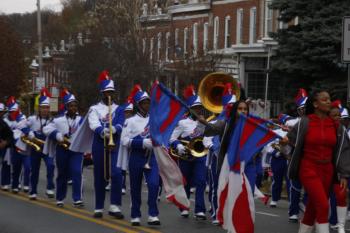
left=256, top=211, right=279, bottom=217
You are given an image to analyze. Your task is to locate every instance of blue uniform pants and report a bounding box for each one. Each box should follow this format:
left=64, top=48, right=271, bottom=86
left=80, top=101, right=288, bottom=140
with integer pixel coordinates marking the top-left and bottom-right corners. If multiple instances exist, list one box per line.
left=128, top=152, right=159, bottom=218
left=208, top=153, right=219, bottom=219
left=271, top=156, right=289, bottom=202
left=179, top=156, right=207, bottom=213
left=11, top=150, right=30, bottom=189
left=92, top=137, right=122, bottom=210
left=56, top=146, right=83, bottom=202
left=289, top=180, right=302, bottom=216
left=0, top=149, right=10, bottom=186
left=30, top=149, right=55, bottom=194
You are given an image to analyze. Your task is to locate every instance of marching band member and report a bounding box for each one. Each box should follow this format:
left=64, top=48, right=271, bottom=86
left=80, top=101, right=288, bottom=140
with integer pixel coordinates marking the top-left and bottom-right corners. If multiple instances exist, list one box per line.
left=43, top=89, right=83, bottom=207
left=87, top=71, right=124, bottom=219
left=26, top=88, right=55, bottom=199
left=286, top=88, right=308, bottom=223
left=6, top=97, right=30, bottom=193
left=285, top=90, right=350, bottom=233
left=170, top=85, right=207, bottom=220
left=121, top=100, right=134, bottom=195
left=121, top=85, right=160, bottom=226
left=268, top=114, right=290, bottom=208
left=0, top=103, right=11, bottom=191
left=329, top=100, right=349, bottom=233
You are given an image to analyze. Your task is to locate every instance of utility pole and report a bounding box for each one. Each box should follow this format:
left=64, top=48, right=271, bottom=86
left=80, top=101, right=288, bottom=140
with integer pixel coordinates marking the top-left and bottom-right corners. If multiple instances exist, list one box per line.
left=37, top=0, right=43, bottom=83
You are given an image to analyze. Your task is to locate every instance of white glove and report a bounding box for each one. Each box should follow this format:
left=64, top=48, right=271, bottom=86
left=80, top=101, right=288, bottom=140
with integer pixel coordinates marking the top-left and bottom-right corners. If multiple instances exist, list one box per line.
left=56, top=133, right=64, bottom=143
left=110, top=126, right=116, bottom=134
left=176, top=144, right=186, bottom=155
left=100, top=128, right=110, bottom=139
left=28, top=131, right=35, bottom=140
left=143, top=138, right=153, bottom=150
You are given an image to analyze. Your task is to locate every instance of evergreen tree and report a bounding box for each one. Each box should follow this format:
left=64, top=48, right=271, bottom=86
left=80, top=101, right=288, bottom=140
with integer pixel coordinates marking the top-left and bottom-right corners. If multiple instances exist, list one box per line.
left=270, top=0, right=350, bottom=93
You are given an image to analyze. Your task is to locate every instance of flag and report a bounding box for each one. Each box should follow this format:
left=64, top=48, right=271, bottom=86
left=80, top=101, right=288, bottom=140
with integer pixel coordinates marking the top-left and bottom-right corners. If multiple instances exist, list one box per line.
left=149, top=82, right=190, bottom=210
left=218, top=114, right=280, bottom=233
left=227, top=114, right=280, bottom=171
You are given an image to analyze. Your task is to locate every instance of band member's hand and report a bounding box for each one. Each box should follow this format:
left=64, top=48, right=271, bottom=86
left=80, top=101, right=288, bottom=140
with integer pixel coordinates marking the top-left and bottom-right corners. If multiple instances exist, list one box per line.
left=56, top=133, right=64, bottom=143
left=0, top=139, right=8, bottom=149
left=197, top=115, right=207, bottom=125
left=143, top=138, right=153, bottom=150
left=340, top=178, right=348, bottom=192
left=279, top=136, right=289, bottom=145
left=28, top=131, right=35, bottom=140
left=101, top=128, right=110, bottom=138
left=177, top=144, right=186, bottom=155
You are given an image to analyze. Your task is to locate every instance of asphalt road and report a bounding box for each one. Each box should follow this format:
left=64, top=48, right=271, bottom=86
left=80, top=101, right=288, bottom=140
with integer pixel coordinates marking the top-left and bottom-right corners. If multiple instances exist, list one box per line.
left=0, top=164, right=337, bottom=233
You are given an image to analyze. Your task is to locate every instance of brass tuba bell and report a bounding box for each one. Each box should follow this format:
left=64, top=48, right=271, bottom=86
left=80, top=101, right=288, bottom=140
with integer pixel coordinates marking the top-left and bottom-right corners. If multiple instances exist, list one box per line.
left=198, top=72, right=240, bottom=114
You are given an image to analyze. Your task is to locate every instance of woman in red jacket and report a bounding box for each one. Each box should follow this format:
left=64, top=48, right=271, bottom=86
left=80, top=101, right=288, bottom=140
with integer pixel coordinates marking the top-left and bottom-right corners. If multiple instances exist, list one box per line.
left=285, top=90, right=350, bottom=233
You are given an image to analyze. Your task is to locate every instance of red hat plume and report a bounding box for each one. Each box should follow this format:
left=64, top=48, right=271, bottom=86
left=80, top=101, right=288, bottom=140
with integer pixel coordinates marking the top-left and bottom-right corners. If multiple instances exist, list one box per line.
left=40, top=87, right=52, bottom=98
left=6, top=96, right=16, bottom=106
left=60, top=88, right=70, bottom=98
left=222, top=83, right=233, bottom=96
left=128, top=85, right=142, bottom=103
left=331, top=100, right=342, bottom=109
left=97, top=70, right=110, bottom=83
left=183, top=85, right=196, bottom=99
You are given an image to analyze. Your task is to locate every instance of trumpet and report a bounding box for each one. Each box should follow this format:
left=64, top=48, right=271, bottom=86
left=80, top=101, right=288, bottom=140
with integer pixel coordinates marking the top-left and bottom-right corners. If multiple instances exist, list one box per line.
left=103, top=95, right=115, bottom=181
left=107, top=95, right=116, bottom=149
left=59, top=137, right=71, bottom=150
left=21, top=135, right=44, bottom=152
left=170, top=137, right=208, bottom=161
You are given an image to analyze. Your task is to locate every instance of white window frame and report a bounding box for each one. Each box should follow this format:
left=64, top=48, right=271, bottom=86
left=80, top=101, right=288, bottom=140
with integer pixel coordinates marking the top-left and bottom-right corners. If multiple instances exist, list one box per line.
left=264, top=0, right=273, bottom=38
left=184, top=27, right=188, bottom=56
left=157, top=32, right=162, bottom=61
left=165, top=32, right=170, bottom=62
left=236, top=8, right=243, bottom=44
left=203, top=22, right=209, bottom=53
left=193, top=23, right=198, bottom=57
left=213, top=16, right=219, bottom=50
left=150, top=37, right=154, bottom=61
left=224, top=15, right=231, bottom=48
left=249, top=7, right=257, bottom=44
left=142, top=38, right=146, bottom=54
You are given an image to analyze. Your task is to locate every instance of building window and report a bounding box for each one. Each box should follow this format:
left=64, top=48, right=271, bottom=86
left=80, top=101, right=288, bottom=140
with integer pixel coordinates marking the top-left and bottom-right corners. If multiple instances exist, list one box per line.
left=150, top=37, right=154, bottom=61
left=213, top=16, right=219, bottom=50
left=165, top=32, right=170, bottom=62
left=249, top=7, right=257, bottom=44
left=236, top=9, right=243, bottom=44
left=157, top=32, right=162, bottom=61
left=224, top=16, right=231, bottom=48
left=175, top=28, right=179, bottom=46
left=184, top=27, right=188, bottom=56
left=203, top=22, right=209, bottom=53
left=265, top=0, right=273, bottom=37
left=174, top=28, right=179, bottom=58
left=193, top=23, right=198, bottom=57
left=142, top=38, right=146, bottom=54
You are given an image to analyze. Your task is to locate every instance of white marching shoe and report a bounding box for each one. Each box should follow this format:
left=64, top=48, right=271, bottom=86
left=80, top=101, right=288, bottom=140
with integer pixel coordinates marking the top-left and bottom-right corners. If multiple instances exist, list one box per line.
left=337, top=206, right=347, bottom=233
left=298, top=223, right=314, bottom=233
left=315, top=223, right=329, bottom=233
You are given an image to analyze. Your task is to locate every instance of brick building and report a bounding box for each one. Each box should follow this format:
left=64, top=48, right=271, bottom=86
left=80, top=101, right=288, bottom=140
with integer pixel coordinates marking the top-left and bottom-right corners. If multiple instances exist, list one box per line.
left=140, top=0, right=284, bottom=114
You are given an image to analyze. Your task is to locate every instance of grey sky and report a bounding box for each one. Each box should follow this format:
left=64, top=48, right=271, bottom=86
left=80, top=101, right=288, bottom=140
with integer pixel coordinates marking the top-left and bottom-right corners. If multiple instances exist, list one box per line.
left=0, top=0, right=62, bottom=14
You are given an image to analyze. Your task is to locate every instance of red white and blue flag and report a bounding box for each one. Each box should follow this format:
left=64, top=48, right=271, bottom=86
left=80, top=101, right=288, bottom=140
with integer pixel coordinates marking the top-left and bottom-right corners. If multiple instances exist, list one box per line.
left=149, top=82, right=190, bottom=210
left=217, top=114, right=280, bottom=233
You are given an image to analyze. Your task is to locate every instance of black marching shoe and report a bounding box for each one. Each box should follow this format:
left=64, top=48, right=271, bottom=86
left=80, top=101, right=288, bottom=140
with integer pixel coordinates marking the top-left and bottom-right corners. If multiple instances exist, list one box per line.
left=147, top=216, right=161, bottom=226
left=131, top=218, right=141, bottom=226
left=195, top=212, right=207, bottom=220
left=56, top=201, right=64, bottom=208
left=108, top=211, right=124, bottom=219
left=73, top=200, right=84, bottom=208
left=93, top=211, right=103, bottom=218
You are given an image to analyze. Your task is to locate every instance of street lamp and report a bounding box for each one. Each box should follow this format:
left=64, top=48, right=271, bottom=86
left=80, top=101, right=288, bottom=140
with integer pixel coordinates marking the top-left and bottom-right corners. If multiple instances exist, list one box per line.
left=258, top=37, right=278, bottom=118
